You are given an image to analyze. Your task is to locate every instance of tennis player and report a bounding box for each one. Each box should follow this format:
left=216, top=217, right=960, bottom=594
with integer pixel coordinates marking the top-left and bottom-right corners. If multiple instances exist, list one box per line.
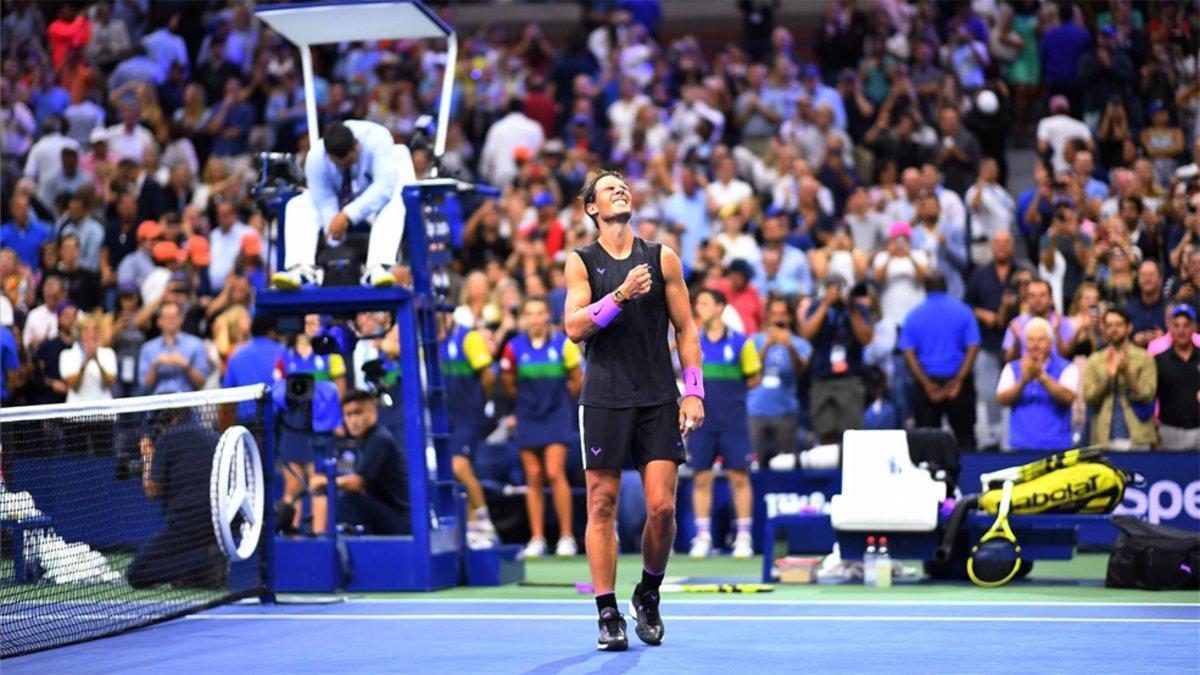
left=565, top=170, right=704, bottom=651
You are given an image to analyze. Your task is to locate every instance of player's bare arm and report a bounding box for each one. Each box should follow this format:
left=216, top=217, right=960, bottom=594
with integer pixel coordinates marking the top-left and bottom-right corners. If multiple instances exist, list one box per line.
left=564, top=252, right=652, bottom=344
left=661, top=245, right=704, bottom=436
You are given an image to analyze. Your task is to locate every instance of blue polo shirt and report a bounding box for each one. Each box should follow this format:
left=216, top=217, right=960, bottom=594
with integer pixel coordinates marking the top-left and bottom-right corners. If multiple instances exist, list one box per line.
left=223, top=336, right=286, bottom=388
left=1125, top=295, right=1166, bottom=335
left=1, top=219, right=52, bottom=269
left=898, top=292, right=980, bottom=378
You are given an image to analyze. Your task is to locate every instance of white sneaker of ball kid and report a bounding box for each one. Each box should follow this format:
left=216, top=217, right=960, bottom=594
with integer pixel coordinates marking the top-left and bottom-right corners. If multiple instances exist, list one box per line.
left=555, top=536, right=578, bottom=557
left=689, top=535, right=712, bottom=558
left=731, top=534, right=754, bottom=559
left=523, top=537, right=548, bottom=558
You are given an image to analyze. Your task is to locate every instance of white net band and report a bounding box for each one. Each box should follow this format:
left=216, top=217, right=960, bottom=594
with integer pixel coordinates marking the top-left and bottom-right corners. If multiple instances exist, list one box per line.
left=0, top=385, right=269, bottom=423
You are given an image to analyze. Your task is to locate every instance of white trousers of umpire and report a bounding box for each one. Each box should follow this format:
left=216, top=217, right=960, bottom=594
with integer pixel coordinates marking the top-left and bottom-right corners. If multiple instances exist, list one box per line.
left=282, top=144, right=417, bottom=271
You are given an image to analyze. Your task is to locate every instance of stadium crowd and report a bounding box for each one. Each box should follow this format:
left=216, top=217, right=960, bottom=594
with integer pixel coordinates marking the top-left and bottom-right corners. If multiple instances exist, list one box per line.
left=2, top=0, right=1199, bottom=476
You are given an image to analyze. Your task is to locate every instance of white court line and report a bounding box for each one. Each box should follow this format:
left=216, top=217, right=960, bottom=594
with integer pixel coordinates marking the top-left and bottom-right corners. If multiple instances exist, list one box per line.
left=185, top=613, right=1199, bottom=624
left=336, top=598, right=1200, bottom=608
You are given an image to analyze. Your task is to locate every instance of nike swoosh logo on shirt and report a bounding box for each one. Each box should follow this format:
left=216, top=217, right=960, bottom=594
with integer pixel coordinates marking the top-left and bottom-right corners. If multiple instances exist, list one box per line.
left=597, top=268, right=606, bottom=275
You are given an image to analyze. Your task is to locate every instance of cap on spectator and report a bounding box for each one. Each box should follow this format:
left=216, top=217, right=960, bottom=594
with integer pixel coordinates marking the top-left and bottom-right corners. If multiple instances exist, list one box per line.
left=88, top=127, right=109, bottom=145
left=1049, top=95, right=1070, bottom=114
left=718, top=201, right=740, bottom=220
left=542, top=139, right=565, bottom=155
left=800, top=63, right=821, bottom=79
left=187, top=235, right=211, bottom=267
left=241, top=231, right=263, bottom=256
left=569, top=113, right=590, bottom=127
left=532, top=191, right=555, bottom=209
left=152, top=240, right=186, bottom=264
left=887, top=220, right=913, bottom=239
left=117, top=282, right=140, bottom=297
left=56, top=302, right=76, bottom=318
left=1171, top=304, right=1197, bottom=322
left=1147, top=100, right=1166, bottom=117
left=137, top=220, right=162, bottom=241
left=976, top=90, right=999, bottom=115
left=513, top=145, right=532, bottom=162
left=1099, top=24, right=1117, bottom=37
left=725, top=258, right=755, bottom=280
left=837, top=68, right=857, bottom=83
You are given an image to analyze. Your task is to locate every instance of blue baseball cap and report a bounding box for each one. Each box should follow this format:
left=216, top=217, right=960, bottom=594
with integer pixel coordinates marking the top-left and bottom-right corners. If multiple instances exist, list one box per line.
left=532, top=191, right=555, bottom=209
left=800, top=63, right=821, bottom=79
left=1170, top=304, right=1197, bottom=322
left=1148, top=100, right=1166, bottom=116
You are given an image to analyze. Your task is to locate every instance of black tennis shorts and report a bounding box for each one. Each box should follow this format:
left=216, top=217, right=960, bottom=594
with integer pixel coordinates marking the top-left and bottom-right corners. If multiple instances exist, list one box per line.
left=579, top=402, right=685, bottom=471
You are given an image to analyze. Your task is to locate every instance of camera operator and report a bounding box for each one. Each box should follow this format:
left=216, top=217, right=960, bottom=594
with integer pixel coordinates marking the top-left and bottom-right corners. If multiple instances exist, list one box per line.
left=274, top=314, right=346, bottom=535
left=801, top=273, right=874, bottom=444
left=308, top=390, right=411, bottom=535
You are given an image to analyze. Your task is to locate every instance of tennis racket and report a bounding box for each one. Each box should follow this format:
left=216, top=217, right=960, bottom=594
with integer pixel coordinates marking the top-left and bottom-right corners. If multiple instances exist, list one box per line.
left=967, top=480, right=1022, bottom=588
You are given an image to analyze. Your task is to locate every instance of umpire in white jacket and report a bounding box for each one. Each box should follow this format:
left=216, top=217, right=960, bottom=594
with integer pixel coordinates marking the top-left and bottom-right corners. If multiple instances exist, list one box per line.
left=272, top=120, right=416, bottom=289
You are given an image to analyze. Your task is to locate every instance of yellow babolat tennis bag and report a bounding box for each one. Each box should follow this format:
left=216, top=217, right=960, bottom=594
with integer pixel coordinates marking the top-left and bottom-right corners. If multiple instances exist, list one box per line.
left=978, top=449, right=1132, bottom=515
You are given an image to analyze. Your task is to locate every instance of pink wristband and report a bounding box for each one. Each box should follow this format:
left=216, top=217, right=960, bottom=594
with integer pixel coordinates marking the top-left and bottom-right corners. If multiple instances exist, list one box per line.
left=587, top=293, right=623, bottom=328
left=682, top=366, right=704, bottom=399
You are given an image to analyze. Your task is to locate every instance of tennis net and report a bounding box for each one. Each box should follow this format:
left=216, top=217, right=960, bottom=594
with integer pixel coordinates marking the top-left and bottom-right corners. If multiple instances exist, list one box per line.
left=0, top=386, right=274, bottom=657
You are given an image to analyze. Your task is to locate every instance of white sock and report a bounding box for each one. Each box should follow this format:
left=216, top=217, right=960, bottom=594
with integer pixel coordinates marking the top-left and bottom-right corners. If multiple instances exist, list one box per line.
left=736, top=518, right=752, bottom=538
left=695, top=518, right=711, bottom=539
left=473, top=506, right=492, bottom=526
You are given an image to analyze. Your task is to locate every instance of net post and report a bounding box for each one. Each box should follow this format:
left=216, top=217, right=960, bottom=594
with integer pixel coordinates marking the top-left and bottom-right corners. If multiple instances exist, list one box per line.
left=260, top=384, right=278, bottom=604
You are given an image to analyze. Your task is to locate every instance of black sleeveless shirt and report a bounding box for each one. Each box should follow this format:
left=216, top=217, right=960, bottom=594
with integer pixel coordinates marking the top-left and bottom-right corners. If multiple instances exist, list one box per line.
left=574, top=237, right=679, bottom=409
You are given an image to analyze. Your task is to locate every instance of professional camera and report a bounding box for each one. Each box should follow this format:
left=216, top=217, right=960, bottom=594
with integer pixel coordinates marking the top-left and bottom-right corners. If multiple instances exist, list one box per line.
left=253, top=152, right=304, bottom=200
left=360, top=358, right=395, bottom=407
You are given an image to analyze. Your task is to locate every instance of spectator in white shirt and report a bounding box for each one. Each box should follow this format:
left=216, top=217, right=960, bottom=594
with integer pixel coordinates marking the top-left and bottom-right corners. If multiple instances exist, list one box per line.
left=23, top=276, right=66, bottom=351
left=105, top=104, right=156, bottom=162
left=207, top=201, right=250, bottom=292
left=23, top=116, right=80, bottom=190
left=60, top=313, right=117, bottom=402
left=705, top=155, right=753, bottom=217
left=1037, top=95, right=1094, bottom=173
left=607, top=77, right=652, bottom=157
left=479, top=99, right=544, bottom=189
left=965, top=158, right=1016, bottom=266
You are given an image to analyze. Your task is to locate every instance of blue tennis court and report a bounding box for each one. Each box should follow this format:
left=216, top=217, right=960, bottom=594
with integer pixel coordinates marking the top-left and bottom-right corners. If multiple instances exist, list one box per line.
left=7, top=597, right=1198, bottom=673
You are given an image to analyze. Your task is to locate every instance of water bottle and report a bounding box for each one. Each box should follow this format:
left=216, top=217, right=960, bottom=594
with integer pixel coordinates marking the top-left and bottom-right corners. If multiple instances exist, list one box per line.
left=863, top=536, right=877, bottom=586
left=876, top=536, right=893, bottom=588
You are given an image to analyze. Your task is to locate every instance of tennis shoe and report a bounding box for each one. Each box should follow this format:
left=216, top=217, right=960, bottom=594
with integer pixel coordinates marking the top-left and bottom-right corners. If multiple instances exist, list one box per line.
left=596, top=607, right=628, bottom=651
left=270, top=264, right=321, bottom=290
left=364, top=264, right=396, bottom=287
left=555, top=536, right=578, bottom=557
left=688, top=534, right=712, bottom=558
left=629, top=584, right=664, bottom=645
left=523, top=537, right=548, bottom=558
left=731, top=533, right=754, bottom=559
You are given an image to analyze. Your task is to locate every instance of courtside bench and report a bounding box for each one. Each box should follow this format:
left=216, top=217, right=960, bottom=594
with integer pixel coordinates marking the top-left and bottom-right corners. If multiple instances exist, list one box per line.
left=761, top=512, right=1114, bottom=582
